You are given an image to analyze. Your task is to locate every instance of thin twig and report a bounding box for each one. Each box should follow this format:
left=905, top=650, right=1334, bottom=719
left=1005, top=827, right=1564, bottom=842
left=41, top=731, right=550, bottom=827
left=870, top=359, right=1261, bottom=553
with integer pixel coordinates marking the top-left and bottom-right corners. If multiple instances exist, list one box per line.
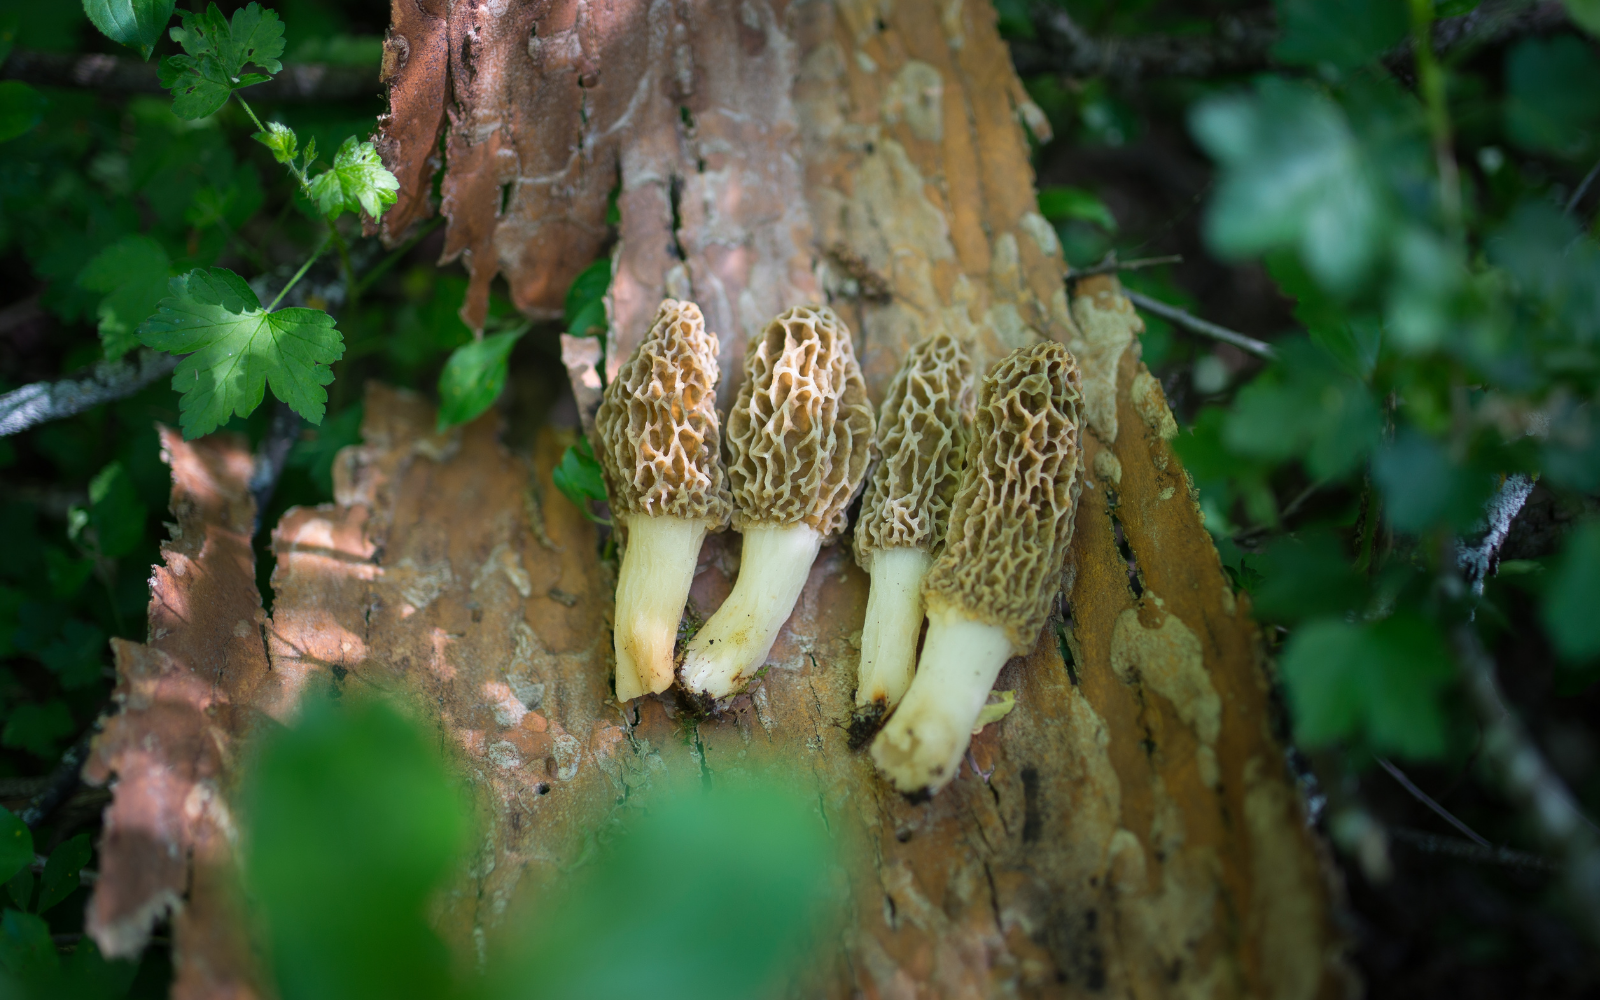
left=1457, top=473, right=1536, bottom=596
left=0, top=350, right=177, bottom=437
left=1377, top=757, right=1491, bottom=848
left=1066, top=254, right=1183, bottom=280
left=1389, top=827, right=1560, bottom=873
left=1454, top=624, right=1600, bottom=946
left=20, top=727, right=97, bottom=830
left=1122, top=290, right=1278, bottom=360
left=1566, top=158, right=1600, bottom=217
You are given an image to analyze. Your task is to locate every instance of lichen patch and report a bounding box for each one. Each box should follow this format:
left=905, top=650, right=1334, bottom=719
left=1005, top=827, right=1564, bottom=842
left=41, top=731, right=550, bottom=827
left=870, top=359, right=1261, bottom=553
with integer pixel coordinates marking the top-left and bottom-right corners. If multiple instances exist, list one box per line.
left=1110, top=599, right=1220, bottom=747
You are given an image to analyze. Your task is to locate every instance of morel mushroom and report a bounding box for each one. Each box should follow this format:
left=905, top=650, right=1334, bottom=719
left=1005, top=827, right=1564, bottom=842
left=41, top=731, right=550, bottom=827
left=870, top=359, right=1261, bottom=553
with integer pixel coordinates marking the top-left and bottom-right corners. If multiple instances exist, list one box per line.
left=871, top=341, right=1084, bottom=794
left=853, top=334, right=975, bottom=717
left=594, top=300, right=733, bottom=702
left=679, top=306, right=875, bottom=701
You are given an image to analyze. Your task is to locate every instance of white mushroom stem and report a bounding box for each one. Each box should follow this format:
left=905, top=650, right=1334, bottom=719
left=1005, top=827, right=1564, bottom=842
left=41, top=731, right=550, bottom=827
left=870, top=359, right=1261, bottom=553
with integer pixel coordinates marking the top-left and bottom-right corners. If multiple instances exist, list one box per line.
left=612, top=514, right=709, bottom=702
left=680, top=522, right=823, bottom=700
left=871, top=605, right=1013, bottom=794
left=855, top=547, right=933, bottom=709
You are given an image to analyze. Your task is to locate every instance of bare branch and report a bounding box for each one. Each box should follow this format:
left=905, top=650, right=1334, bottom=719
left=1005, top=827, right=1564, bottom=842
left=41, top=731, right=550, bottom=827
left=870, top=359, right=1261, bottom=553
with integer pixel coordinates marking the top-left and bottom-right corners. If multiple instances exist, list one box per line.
left=0, top=351, right=177, bottom=437
left=1455, top=624, right=1600, bottom=947
left=1123, top=290, right=1278, bottom=360
left=1389, top=827, right=1561, bottom=873
left=1457, top=473, right=1536, bottom=595
left=1377, top=757, right=1491, bottom=848
left=0, top=49, right=381, bottom=103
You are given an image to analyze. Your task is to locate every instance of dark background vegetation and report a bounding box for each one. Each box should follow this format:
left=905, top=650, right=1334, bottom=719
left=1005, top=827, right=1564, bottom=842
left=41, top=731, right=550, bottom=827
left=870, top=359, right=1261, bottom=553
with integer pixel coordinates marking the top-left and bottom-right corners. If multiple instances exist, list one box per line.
left=0, top=0, right=1597, bottom=996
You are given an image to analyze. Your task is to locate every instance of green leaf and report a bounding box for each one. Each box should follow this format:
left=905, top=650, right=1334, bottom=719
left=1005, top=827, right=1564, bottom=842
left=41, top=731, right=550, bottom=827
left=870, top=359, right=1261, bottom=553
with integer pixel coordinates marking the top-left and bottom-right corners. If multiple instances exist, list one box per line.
left=0, top=807, right=34, bottom=886
left=1191, top=79, right=1385, bottom=295
left=436, top=329, right=524, bottom=431
left=64, top=936, right=140, bottom=998
left=0, top=81, right=47, bottom=142
left=2, top=701, right=74, bottom=760
left=244, top=698, right=466, bottom=1000
left=1281, top=612, right=1455, bottom=758
left=77, top=235, right=171, bottom=361
left=138, top=268, right=345, bottom=439
left=254, top=119, right=298, bottom=164
left=7, top=867, right=33, bottom=911
left=566, top=297, right=607, bottom=339
left=1037, top=185, right=1117, bottom=231
left=1222, top=339, right=1380, bottom=481
left=0, top=910, right=57, bottom=982
left=1251, top=529, right=1367, bottom=624
left=1567, top=0, right=1600, bottom=36
left=37, top=834, right=92, bottom=913
left=159, top=2, right=285, bottom=120
left=307, top=136, right=400, bottom=220
left=1504, top=36, right=1600, bottom=160
left=564, top=258, right=611, bottom=332
left=44, top=550, right=94, bottom=601
left=1272, top=0, right=1408, bottom=72
left=82, top=0, right=176, bottom=59
left=38, top=620, right=106, bottom=690
left=1371, top=429, right=1493, bottom=533
left=1543, top=520, right=1600, bottom=663
left=552, top=437, right=609, bottom=521
left=288, top=402, right=364, bottom=496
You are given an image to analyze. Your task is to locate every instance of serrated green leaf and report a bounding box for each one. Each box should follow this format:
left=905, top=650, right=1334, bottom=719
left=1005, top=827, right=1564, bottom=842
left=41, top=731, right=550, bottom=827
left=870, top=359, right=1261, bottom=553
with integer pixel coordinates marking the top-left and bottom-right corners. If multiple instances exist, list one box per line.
left=37, top=833, right=92, bottom=914
left=1272, top=0, right=1407, bottom=72
left=0, top=81, right=47, bottom=142
left=77, top=235, right=171, bottom=361
left=82, top=0, right=176, bottom=59
left=1, top=700, right=73, bottom=760
left=1191, top=79, right=1385, bottom=295
left=159, top=2, right=284, bottom=120
left=0, top=807, right=33, bottom=886
left=307, top=136, right=400, bottom=220
left=254, top=119, right=298, bottom=164
left=1037, top=185, right=1117, bottom=231
left=1543, top=520, right=1600, bottom=663
left=552, top=438, right=609, bottom=521
left=436, top=329, right=524, bottom=431
left=139, top=268, right=344, bottom=439
left=1280, top=612, right=1455, bottom=758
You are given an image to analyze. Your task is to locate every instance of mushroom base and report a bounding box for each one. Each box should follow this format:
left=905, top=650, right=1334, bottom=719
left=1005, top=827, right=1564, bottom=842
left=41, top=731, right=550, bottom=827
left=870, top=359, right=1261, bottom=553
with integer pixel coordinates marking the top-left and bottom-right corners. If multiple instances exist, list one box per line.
left=855, top=547, right=933, bottom=709
left=870, top=606, right=1014, bottom=794
left=612, top=514, right=710, bottom=702
left=679, top=522, right=823, bottom=701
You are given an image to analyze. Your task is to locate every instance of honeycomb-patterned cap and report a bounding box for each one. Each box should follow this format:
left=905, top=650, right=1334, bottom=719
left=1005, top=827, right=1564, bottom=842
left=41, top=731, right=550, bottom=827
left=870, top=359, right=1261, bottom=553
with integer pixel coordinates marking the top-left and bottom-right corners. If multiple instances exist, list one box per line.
left=922, top=341, right=1085, bottom=653
left=854, top=333, right=975, bottom=565
left=593, top=299, right=733, bottom=526
left=725, top=305, right=875, bottom=539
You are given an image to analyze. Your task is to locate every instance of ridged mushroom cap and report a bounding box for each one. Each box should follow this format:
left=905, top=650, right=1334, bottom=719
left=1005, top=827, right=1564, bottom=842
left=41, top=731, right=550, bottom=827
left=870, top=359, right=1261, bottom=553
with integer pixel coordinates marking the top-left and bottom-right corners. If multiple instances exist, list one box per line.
left=593, top=299, right=733, bottom=526
left=921, top=341, right=1085, bottom=653
left=854, top=333, right=975, bottom=566
left=725, top=305, right=875, bottom=539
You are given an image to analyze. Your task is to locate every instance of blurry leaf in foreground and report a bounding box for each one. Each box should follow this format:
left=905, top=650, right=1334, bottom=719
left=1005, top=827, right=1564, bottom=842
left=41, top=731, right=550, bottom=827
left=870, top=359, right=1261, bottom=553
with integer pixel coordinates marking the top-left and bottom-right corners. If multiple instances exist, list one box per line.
left=0, top=807, right=33, bottom=886
left=82, top=0, right=177, bottom=59
left=436, top=328, right=525, bottom=431
left=1567, top=0, right=1600, bottom=36
left=552, top=437, right=609, bottom=522
left=0, top=910, right=58, bottom=986
left=1222, top=339, right=1380, bottom=481
left=1250, top=529, right=1366, bottom=624
left=0, top=81, right=48, bottom=143
left=2, top=701, right=75, bottom=760
left=244, top=696, right=467, bottom=1000
left=489, top=780, right=837, bottom=1000
left=1503, top=35, right=1600, bottom=160
left=1280, top=612, right=1455, bottom=759
left=1191, top=79, right=1384, bottom=295
left=1542, top=519, right=1600, bottom=664
left=1371, top=429, right=1493, bottom=533
left=1272, top=0, right=1406, bottom=72
left=77, top=235, right=172, bottom=362
left=1037, top=185, right=1117, bottom=231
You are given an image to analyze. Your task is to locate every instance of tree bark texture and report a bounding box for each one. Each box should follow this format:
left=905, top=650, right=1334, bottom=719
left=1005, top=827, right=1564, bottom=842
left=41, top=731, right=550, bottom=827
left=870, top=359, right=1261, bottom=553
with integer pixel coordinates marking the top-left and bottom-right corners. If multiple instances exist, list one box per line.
left=83, top=1, right=1356, bottom=997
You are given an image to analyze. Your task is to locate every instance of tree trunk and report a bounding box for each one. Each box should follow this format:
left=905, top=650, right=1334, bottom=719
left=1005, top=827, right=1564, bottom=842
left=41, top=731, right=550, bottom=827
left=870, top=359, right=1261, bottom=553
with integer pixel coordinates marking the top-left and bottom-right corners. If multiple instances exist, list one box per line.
left=84, top=1, right=1356, bottom=997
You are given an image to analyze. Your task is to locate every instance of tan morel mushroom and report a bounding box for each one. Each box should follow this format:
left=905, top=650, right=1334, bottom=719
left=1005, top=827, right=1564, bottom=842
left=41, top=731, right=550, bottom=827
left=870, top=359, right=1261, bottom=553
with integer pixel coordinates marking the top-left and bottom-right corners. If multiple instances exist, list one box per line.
left=594, top=299, right=732, bottom=702
left=853, top=334, right=975, bottom=720
left=679, top=305, right=875, bottom=701
left=871, top=341, right=1084, bottom=794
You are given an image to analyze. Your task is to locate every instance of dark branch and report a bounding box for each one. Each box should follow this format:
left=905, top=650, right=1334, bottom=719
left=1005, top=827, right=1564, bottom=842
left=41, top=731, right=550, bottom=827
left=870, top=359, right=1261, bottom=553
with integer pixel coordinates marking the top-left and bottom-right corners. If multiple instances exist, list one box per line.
left=0, top=49, right=381, bottom=103
left=1012, top=0, right=1572, bottom=84
left=0, top=350, right=177, bottom=437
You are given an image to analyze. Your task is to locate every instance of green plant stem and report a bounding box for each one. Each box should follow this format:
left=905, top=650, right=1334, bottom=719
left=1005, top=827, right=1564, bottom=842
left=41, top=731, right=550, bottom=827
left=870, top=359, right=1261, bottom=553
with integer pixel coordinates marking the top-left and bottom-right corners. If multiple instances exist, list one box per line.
left=1408, top=0, right=1462, bottom=231
left=267, top=238, right=330, bottom=311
